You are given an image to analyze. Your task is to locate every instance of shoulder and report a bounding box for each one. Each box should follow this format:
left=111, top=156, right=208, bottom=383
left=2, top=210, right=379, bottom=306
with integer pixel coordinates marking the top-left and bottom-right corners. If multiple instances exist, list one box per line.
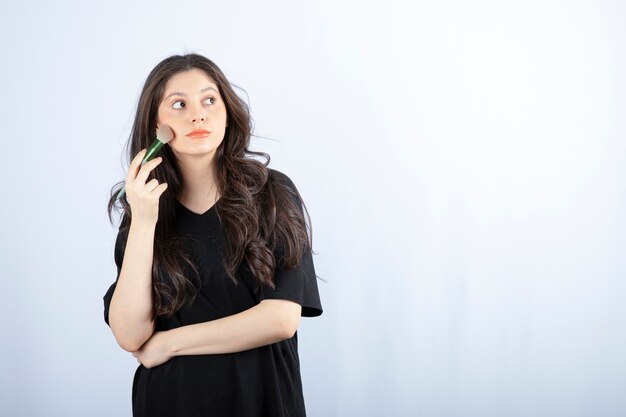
left=268, top=168, right=297, bottom=190
left=267, top=168, right=301, bottom=197
left=267, top=168, right=303, bottom=207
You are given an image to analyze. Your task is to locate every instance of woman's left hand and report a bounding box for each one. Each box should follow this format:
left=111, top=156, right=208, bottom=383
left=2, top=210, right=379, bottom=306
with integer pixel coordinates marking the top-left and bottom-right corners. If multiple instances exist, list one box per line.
left=132, top=331, right=174, bottom=369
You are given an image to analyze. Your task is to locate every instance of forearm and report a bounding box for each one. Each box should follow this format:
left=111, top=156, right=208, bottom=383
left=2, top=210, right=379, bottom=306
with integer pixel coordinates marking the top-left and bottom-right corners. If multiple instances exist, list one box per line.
left=109, top=220, right=157, bottom=351
left=166, top=300, right=301, bottom=356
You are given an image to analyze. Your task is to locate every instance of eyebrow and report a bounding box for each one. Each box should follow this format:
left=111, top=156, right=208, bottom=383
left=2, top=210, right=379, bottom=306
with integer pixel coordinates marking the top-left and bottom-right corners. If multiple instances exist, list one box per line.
left=163, top=86, right=219, bottom=101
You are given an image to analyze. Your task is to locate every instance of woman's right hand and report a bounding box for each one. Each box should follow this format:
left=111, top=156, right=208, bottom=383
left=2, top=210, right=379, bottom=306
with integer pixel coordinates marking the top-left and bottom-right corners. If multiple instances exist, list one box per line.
left=125, top=148, right=168, bottom=225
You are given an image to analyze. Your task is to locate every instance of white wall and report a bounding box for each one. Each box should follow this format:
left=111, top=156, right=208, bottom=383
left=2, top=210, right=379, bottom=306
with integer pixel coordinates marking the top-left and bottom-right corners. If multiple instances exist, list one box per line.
left=0, top=1, right=624, bottom=416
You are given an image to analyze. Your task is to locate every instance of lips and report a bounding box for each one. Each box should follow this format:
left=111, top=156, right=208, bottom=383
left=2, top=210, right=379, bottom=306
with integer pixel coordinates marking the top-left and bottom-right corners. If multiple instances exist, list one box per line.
left=186, top=129, right=212, bottom=138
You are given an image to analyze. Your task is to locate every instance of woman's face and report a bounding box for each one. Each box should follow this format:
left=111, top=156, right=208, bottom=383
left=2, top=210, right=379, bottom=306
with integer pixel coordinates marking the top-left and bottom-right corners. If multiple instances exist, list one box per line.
left=156, top=68, right=228, bottom=159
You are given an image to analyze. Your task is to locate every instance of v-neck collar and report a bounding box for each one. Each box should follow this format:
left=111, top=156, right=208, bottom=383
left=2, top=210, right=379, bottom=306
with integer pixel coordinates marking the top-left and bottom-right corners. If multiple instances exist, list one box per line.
left=176, top=198, right=219, bottom=217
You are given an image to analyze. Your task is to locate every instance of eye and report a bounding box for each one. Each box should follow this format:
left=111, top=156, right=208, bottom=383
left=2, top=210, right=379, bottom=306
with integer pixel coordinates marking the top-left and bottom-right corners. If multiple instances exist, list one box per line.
left=172, top=100, right=185, bottom=110
left=204, top=97, right=216, bottom=105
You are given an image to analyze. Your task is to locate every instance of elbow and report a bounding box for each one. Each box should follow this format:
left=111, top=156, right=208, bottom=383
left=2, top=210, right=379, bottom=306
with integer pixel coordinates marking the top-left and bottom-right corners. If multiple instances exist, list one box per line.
left=277, top=313, right=301, bottom=340
left=260, top=299, right=302, bottom=341
left=111, top=329, right=144, bottom=352
left=109, top=320, right=155, bottom=352
left=282, top=326, right=297, bottom=340
left=117, top=337, right=144, bottom=353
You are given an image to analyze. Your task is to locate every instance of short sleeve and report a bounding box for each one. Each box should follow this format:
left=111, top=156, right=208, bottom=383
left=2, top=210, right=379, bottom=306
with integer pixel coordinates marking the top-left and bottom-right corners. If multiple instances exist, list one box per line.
left=260, top=171, right=323, bottom=317
left=103, top=218, right=128, bottom=327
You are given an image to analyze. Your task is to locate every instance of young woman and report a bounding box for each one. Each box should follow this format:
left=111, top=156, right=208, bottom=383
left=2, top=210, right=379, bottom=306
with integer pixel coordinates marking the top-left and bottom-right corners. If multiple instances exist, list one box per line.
left=103, top=53, right=323, bottom=417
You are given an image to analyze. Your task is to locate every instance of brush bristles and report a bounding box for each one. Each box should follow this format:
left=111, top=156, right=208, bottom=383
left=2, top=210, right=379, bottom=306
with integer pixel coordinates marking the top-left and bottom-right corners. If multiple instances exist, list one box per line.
left=156, top=124, right=175, bottom=143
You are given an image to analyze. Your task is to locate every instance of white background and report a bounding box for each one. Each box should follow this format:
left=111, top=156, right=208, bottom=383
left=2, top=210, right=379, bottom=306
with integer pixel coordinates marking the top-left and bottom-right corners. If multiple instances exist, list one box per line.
left=0, top=1, right=624, bottom=416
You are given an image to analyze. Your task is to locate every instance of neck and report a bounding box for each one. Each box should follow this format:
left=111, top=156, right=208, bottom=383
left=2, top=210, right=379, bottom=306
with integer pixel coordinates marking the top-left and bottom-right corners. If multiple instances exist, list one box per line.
left=176, top=153, right=219, bottom=204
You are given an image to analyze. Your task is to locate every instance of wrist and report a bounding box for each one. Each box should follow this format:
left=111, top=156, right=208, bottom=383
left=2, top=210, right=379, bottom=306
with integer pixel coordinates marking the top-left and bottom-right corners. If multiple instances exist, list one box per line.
left=130, top=219, right=157, bottom=234
left=164, top=328, right=180, bottom=356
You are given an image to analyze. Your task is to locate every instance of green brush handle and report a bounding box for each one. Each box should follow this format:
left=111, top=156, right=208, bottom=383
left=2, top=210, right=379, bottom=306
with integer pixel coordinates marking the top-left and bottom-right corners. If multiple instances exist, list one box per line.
left=116, top=139, right=166, bottom=200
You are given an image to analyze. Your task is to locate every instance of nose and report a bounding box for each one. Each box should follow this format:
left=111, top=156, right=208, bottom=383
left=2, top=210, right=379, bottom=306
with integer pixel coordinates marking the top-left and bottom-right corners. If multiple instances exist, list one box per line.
left=189, top=103, right=206, bottom=123
left=191, top=112, right=206, bottom=123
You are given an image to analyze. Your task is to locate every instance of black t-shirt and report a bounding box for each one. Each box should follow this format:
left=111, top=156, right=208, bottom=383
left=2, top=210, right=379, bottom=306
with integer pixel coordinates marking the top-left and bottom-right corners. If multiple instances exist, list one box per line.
left=103, top=169, right=323, bottom=417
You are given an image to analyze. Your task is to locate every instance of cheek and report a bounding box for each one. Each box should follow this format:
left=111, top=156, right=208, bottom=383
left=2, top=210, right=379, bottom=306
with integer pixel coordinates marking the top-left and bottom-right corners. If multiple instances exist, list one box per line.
left=158, top=112, right=182, bottom=132
left=218, top=107, right=228, bottom=123
left=158, top=109, right=171, bottom=120
left=156, top=109, right=166, bottom=124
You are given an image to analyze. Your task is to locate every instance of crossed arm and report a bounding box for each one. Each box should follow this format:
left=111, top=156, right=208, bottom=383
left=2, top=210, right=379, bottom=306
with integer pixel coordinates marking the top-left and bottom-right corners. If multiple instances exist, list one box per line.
left=130, top=299, right=302, bottom=368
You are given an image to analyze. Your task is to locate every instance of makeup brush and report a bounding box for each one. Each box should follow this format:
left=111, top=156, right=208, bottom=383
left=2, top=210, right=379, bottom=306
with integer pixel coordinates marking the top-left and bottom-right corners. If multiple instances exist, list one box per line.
left=116, top=124, right=175, bottom=200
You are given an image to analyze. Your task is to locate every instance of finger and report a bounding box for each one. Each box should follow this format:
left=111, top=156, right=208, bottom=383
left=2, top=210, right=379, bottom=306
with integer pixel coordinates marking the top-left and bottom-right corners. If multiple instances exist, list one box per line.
left=154, top=182, right=169, bottom=197
left=135, top=157, right=163, bottom=187
left=145, top=178, right=160, bottom=192
left=126, top=149, right=147, bottom=184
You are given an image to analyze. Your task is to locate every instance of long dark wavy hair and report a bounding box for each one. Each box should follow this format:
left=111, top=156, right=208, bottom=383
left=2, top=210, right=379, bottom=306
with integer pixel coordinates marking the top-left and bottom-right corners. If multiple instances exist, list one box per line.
left=106, top=53, right=317, bottom=319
